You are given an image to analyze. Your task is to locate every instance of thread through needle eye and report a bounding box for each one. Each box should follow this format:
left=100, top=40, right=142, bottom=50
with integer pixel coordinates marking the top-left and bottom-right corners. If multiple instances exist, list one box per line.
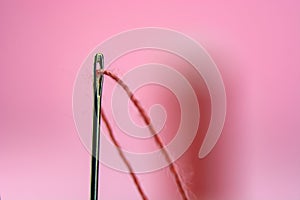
left=89, top=53, right=188, bottom=200
left=90, top=53, right=104, bottom=200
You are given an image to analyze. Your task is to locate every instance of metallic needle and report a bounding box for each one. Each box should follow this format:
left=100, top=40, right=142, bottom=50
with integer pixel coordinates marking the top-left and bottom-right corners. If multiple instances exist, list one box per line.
left=90, top=53, right=104, bottom=200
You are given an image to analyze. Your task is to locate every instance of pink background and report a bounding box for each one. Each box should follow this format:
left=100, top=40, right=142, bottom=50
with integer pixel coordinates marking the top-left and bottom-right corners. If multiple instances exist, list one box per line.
left=1, top=0, right=300, bottom=200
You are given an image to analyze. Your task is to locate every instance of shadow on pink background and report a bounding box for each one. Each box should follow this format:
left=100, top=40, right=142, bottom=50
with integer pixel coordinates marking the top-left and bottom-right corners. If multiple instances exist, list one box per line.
left=1, top=0, right=300, bottom=199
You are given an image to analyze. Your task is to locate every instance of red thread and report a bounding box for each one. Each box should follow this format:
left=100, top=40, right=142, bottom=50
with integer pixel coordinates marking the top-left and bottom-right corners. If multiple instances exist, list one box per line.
left=99, top=70, right=189, bottom=200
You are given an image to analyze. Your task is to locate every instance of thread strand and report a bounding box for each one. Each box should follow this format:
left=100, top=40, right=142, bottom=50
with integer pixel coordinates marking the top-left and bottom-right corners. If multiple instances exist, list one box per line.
left=99, top=69, right=189, bottom=200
